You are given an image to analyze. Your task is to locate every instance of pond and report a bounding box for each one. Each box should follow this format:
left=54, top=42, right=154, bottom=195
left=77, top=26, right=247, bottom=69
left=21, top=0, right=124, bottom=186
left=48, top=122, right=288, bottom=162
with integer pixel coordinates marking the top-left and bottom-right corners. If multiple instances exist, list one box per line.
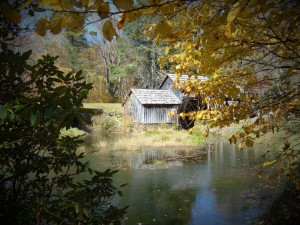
left=83, top=134, right=275, bottom=225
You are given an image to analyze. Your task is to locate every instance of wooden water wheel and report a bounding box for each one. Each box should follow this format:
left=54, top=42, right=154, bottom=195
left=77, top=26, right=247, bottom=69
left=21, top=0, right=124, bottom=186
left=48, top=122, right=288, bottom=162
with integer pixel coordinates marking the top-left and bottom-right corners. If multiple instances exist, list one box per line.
left=178, top=97, right=206, bottom=129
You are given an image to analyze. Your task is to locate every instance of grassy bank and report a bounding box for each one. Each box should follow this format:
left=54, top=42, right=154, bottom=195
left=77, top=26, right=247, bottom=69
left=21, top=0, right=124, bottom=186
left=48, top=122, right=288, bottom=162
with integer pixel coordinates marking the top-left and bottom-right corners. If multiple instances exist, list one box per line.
left=83, top=103, right=122, bottom=113
left=93, top=126, right=206, bottom=151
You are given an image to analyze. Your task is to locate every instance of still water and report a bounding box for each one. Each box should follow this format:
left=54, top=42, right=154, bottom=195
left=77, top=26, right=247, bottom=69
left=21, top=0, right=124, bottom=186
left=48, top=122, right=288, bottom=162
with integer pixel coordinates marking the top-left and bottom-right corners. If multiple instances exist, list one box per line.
left=84, top=135, right=271, bottom=225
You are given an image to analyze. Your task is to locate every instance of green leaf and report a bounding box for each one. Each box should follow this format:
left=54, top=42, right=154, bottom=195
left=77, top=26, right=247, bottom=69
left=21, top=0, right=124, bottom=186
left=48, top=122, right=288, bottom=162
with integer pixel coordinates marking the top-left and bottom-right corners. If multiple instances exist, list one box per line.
left=30, top=112, right=38, bottom=125
left=83, top=208, right=91, bottom=218
left=88, top=168, right=93, bottom=175
left=0, top=105, right=7, bottom=119
left=120, top=183, right=127, bottom=188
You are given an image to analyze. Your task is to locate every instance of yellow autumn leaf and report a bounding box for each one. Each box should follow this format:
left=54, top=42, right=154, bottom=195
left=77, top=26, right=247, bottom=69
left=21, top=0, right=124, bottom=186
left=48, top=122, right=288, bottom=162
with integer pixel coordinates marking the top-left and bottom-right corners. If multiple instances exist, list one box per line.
left=224, top=24, right=231, bottom=38
left=263, top=160, right=276, bottom=167
left=117, top=13, right=126, bottom=30
left=81, top=0, right=91, bottom=7
left=125, top=10, right=142, bottom=22
left=38, top=0, right=71, bottom=10
left=229, top=135, right=237, bottom=144
left=18, top=0, right=33, bottom=11
left=159, top=4, right=175, bottom=14
left=196, top=111, right=205, bottom=119
left=165, top=46, right=170, bottom=54
left=248, top=0, right=266, bottom=7
left=227, top=1, right=242, bottom=23
left=153, top=21, right=173, bottom=38
left=49, top=14, right=65, bottom=34
left=186, top=86, right=191, bottom=92
left=35, top=17, right=49, bottom=36
left=113, top=0, right=133, bottom=11
left=238, top=142, right=244, bottom=150
left=245, top=139, right=254, bottom=147
left=0, top=2, right=21, bottom=24
left=65, top=13, right=84, bottom=30
left=102, top=19, right=118, bottom=41
left=203, top=130, right=209, bottom=137
left=97, top=2, right=110, bottom=19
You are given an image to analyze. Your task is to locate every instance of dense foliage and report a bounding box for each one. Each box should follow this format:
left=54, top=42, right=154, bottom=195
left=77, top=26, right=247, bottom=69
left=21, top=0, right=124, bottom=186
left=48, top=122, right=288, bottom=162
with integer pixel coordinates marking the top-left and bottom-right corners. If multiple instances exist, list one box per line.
left=0, top=46, right=126, bottom=224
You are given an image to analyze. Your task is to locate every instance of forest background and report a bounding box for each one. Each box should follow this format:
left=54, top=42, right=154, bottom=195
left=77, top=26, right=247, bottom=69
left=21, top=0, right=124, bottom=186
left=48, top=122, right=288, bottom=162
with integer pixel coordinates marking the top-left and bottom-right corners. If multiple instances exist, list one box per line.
left=18, top=15, right=165, bottom=103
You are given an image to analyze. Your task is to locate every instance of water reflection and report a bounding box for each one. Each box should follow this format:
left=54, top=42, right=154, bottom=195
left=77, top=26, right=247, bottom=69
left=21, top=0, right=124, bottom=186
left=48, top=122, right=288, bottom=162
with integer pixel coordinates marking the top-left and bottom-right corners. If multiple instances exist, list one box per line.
left=84, top=135, right=267, bottom=225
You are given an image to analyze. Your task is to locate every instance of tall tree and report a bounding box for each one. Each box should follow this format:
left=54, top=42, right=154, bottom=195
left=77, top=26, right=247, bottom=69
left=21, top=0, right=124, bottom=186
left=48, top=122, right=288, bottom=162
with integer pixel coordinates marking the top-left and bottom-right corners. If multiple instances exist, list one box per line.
left=120, top=20, right=164, bottom=89
left=64, top=29, right=89, bottom=73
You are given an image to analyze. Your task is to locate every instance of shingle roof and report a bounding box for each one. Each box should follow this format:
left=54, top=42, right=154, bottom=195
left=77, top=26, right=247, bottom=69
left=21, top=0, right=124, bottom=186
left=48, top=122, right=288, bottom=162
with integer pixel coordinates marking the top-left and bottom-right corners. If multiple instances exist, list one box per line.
left=159, top=73, right=208, bottom=89
left=131, top=89, right=181, bottom=105
left=167, top=73, right=208, bottom=82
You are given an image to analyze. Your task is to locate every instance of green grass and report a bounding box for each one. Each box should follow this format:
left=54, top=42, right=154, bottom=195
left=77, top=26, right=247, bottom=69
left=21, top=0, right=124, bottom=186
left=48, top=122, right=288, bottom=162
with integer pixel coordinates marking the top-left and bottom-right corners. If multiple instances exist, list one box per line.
left=144, top=130, right=160, bottom=137
left=83, top=103, right=122, bottom=113
left=160, top=134, right=170, bottom=141
left=189, top=129, right=206, bottom=145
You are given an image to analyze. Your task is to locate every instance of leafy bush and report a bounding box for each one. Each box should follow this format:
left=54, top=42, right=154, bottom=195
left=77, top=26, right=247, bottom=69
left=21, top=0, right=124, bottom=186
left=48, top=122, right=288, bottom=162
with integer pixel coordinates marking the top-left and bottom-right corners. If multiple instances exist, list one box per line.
left=92, top=114, right=120, bottom=132
left=101, top=117, right=119, bottom=132
left=0, top=47, right=126, bottom=224
left=190, top=130, right=205, bottom=145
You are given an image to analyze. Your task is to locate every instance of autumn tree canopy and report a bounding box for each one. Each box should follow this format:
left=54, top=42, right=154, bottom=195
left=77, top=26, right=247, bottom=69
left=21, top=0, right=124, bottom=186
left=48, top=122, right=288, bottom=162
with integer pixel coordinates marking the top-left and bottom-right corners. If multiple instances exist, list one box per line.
left=1, top=0, right=299, bottom=184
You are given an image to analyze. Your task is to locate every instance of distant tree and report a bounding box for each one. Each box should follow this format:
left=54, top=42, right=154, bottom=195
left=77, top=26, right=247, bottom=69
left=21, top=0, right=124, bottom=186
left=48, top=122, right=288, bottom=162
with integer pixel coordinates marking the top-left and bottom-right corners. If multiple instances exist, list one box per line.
left=119, top=20, right=164, bottom=90
left=64, top=29, right=89, bottom=73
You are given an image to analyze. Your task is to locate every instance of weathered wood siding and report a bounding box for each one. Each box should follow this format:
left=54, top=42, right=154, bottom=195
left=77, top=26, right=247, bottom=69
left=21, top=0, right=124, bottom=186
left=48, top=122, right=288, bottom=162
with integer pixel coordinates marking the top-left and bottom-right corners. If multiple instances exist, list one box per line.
left=160, top=77, right=184, bottom=100
left=125, top=93, right=144, bottom=123
left=124, top=93, right=179, bottom=124
left=143, top=105, right=178, bottom=124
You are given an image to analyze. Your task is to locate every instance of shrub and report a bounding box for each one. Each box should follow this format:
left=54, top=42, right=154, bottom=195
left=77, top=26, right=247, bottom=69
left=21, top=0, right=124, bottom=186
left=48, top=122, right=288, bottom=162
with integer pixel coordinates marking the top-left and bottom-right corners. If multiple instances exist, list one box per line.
left=0, top=48, right=126, bottom=224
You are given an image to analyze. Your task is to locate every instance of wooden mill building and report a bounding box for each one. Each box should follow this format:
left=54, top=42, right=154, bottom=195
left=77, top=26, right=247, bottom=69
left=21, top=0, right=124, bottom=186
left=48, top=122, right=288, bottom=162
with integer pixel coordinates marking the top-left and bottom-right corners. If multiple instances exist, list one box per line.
left=123, top=89, right=181, bottom=124
left=123, top=74, right=208, bottom=125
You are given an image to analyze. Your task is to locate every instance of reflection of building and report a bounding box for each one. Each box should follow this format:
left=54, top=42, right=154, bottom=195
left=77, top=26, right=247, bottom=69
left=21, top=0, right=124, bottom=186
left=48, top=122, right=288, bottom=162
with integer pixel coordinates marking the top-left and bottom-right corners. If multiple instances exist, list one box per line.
left=123, top=74, right=207, bottom=124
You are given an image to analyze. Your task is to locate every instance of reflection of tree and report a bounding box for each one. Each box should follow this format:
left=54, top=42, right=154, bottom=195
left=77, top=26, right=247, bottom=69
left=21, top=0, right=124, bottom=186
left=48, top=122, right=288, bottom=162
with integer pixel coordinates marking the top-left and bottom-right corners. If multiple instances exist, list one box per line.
left=119, top=174, right=197, bottom=225
left=210, top=176, right=257, bottom=215
left=209, top=142, right=261, bottom=220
